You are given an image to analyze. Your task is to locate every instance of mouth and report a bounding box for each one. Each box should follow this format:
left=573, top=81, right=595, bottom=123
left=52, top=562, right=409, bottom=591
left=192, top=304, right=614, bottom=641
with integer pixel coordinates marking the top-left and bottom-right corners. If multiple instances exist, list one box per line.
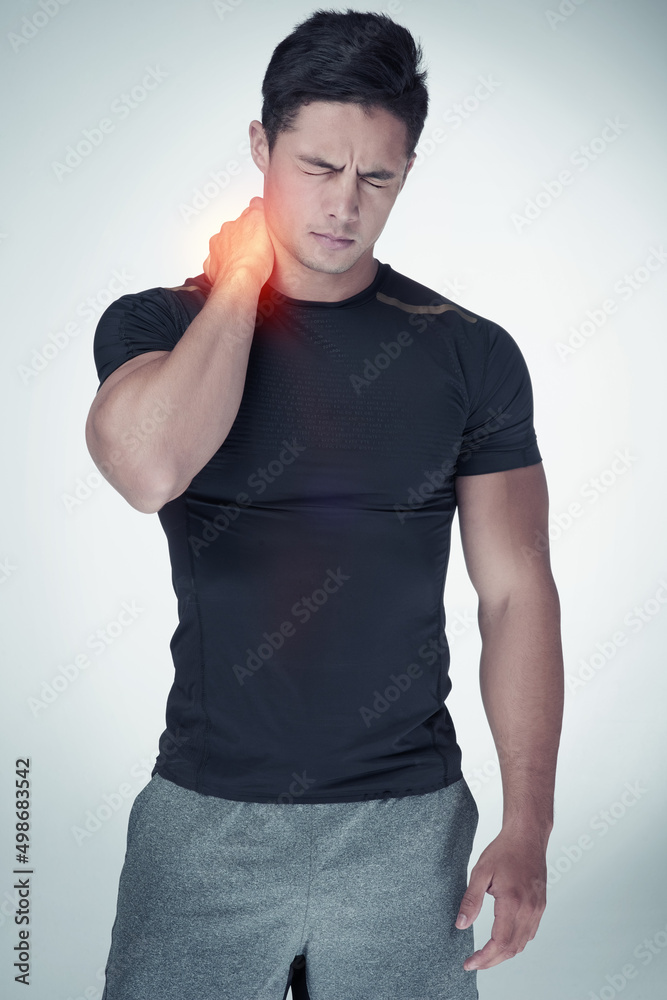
left=311, top=232, right=355, bottom=249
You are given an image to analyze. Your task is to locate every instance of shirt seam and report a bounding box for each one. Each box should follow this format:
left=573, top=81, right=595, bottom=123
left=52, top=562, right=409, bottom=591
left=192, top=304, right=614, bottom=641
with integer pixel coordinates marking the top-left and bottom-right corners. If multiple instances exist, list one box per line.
left=467, top=317, right=492, bottom=418
left=184, top=497, right=212, bottom=793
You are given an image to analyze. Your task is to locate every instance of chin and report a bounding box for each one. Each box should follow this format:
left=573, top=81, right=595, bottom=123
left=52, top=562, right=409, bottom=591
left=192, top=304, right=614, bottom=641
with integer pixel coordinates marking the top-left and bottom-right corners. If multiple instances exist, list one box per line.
left=303, top=256, right=357, bottom=275
left=300, top=243, right=363, bottom=270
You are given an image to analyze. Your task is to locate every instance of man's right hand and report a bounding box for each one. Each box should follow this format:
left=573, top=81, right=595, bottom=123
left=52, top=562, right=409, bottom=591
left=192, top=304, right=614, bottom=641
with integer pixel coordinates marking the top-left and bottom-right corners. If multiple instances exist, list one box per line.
left=203, top=196, right=276, bottom=291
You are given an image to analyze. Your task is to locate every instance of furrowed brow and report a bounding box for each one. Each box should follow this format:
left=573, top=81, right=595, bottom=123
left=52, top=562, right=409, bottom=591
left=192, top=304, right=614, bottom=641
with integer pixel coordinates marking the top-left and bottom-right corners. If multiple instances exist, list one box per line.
left=296, top=154, right=396, bottom=181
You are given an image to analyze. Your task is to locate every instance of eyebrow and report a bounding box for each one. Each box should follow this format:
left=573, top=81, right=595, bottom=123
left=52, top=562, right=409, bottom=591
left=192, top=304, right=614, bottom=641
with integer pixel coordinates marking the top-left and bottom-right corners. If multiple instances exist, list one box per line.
left=295, top=154, right=397, bottom=181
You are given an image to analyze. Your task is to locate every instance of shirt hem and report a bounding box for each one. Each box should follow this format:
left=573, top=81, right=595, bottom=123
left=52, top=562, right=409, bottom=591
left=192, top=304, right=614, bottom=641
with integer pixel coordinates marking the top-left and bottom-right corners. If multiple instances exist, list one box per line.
left=152, top=763, right=464, bottom=803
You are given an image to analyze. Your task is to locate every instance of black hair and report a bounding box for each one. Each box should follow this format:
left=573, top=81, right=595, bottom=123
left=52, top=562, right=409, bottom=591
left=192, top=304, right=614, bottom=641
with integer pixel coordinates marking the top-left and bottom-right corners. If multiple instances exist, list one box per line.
left=260, top=8, right=429, bottom=163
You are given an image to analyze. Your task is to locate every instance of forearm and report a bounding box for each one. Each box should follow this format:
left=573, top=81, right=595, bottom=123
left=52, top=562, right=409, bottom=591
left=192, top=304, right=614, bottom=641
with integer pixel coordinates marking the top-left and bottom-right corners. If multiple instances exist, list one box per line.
left=477, top=574, right=564, bottom=843
left=87, top=271, right=260, bottom=512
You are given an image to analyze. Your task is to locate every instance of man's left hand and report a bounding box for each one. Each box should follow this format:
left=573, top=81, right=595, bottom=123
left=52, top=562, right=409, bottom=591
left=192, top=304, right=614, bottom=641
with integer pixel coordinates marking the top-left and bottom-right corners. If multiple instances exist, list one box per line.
left=455, top=828, right=548, bottom=971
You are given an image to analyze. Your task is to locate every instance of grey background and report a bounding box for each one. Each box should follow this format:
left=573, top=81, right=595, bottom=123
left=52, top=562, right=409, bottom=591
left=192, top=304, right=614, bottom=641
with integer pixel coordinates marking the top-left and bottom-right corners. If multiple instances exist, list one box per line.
left=1, top=0, right=666, bottom=997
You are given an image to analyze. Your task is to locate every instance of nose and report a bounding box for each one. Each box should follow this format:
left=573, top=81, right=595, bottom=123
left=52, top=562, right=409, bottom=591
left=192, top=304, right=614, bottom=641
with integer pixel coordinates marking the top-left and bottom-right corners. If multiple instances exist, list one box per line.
left=322, top=173, right=360, bottom=224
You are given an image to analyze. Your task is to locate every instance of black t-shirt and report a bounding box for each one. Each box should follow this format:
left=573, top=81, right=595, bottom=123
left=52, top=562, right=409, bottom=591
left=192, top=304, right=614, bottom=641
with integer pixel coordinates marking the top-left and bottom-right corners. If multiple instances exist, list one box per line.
left=92, top=260, right=542, bottom=803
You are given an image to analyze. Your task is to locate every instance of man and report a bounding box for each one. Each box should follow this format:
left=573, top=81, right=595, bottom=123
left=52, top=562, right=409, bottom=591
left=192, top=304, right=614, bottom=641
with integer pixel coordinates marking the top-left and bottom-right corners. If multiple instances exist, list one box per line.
left=86, top=9, right=564, bottom=1000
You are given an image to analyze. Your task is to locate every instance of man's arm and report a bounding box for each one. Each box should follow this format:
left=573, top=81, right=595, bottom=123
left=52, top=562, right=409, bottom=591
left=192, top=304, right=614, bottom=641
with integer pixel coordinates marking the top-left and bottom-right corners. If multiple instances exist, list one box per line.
left=85, top=197, right=274, bottom=514
left=453, top=461, right=564, bottom=972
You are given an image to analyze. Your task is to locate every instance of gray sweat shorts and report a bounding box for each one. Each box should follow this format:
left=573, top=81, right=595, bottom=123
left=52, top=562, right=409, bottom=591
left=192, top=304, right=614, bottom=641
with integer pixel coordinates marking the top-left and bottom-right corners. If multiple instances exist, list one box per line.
left=101, top=771, right=479, bottom=1000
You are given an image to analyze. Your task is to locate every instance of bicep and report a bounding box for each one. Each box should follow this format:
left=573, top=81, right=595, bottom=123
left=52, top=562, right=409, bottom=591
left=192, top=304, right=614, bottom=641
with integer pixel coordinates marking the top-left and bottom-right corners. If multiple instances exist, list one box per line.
left=454, top=462, right=551, bottom=606
left=86, top=350, right=170, bottom=430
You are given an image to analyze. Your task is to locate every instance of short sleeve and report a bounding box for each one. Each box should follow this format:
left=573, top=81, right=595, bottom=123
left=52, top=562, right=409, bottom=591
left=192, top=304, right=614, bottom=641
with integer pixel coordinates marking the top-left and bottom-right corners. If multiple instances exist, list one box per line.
left=92, top=287, right=180, bottom=393
left=454, top=321, right=542, bottom=476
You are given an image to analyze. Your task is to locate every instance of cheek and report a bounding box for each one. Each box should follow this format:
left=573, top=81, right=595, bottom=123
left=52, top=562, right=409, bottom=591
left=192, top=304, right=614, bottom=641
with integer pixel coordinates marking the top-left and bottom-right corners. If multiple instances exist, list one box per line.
left=269, top=179, right=309, bottom=225
left=366, top=200, right=390, bottom=234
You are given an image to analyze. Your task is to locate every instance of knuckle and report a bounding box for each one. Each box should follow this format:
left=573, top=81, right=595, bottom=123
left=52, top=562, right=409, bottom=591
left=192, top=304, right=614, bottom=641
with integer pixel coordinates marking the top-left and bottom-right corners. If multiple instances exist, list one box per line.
left=492, top=934, right=518, bottom=959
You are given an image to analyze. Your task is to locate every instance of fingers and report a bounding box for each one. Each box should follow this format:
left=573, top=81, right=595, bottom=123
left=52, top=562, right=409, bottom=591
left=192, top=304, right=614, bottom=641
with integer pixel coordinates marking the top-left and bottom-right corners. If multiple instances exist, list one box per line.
left=211, top=197, right=261, bottom=238
left=242, top=197, right=263, bottom=215
left=203, top=194, right=274, bottom=289
left=462, top=890, right=544, bottom=971
left=463, top=903, right=519, bottom=971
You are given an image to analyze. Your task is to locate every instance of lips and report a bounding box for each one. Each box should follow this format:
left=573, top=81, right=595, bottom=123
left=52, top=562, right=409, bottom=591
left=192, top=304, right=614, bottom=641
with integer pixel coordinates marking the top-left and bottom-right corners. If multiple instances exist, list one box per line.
left=312, top=232, right=355, bottom=248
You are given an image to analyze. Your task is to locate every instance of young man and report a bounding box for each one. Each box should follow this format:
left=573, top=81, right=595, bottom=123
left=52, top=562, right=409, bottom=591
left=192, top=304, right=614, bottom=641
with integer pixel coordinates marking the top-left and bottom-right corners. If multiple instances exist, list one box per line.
left=86, top=10, right=564, bottom=1000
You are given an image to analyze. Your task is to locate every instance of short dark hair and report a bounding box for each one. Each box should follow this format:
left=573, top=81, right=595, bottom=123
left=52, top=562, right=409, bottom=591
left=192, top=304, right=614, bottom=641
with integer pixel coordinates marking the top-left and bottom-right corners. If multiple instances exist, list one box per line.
left=260, top=8, right=429, bottom=163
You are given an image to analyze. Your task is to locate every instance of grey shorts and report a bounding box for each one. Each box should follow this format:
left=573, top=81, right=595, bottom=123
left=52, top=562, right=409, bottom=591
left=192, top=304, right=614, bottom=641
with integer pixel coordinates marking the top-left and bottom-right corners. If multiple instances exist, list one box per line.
left=101, top=772, right=479, bottom=1000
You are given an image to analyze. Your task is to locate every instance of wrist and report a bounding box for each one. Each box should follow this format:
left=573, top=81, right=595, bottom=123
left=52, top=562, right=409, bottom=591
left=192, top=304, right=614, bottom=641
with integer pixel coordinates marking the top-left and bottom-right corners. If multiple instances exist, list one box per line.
left=209, top=267, right=263, bottom=299
left=501, top=811, right=553, bottom=846
left=233, top=264, right=266, bottom=288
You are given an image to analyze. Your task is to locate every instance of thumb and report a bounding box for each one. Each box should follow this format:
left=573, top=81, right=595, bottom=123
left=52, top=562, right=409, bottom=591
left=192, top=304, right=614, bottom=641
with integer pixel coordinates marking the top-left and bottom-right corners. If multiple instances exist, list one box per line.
left=455, top=866, right=490, bottom=929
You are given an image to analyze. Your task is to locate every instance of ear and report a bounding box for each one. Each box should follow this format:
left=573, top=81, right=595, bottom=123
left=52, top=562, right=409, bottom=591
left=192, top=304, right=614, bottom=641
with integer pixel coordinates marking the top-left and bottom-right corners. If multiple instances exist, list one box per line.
left=249, top=120, right=270, bottom=175
left=399, top=154, right=417, bottom=192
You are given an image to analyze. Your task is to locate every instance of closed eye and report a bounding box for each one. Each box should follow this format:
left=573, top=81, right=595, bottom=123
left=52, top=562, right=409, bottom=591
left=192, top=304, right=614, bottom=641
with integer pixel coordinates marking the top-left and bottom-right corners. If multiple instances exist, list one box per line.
left=302, top=171, right=383, bottom=189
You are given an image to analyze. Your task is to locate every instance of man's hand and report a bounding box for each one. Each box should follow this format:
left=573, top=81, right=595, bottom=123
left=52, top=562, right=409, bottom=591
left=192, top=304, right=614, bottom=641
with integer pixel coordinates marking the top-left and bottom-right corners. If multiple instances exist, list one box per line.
left=454, top=464, right=563, bottom=970
left=203, top=196, right=276, bottom=291
left=455, top=827, right=548, bottom=971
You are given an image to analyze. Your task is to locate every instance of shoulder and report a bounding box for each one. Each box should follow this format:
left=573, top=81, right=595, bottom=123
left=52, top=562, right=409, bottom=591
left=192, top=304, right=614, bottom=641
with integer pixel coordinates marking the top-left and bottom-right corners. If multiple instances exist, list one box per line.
left=376, top=265, right=479, bottom=325
left=97, top=272, right=212, bottom=331
left=379, top=266, right=529, bottom=360
left=374, top=265, right=498, bottom=363
left=164, top=272, right=212, bottom=298
left=376, top=266, right=524, bottom=380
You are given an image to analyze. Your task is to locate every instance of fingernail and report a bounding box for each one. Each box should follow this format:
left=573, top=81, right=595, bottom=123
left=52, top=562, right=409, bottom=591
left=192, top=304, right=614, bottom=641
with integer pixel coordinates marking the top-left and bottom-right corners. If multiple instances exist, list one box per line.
left=456, top=914, right=468, bottom=929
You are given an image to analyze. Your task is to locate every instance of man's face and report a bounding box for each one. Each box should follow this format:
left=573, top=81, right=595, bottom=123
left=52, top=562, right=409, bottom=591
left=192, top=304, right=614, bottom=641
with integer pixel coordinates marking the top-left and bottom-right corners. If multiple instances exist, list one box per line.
left=250, top=100, right=416, bottom=278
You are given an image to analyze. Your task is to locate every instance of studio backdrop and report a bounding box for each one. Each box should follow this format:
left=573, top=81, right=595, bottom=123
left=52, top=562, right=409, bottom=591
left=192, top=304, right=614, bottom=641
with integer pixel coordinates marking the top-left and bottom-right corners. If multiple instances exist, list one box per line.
left=1, top=1, right=665, bottom=998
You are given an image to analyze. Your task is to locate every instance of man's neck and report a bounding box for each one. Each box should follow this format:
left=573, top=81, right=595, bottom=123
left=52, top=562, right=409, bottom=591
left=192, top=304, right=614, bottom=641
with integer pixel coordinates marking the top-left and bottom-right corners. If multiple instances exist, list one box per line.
left=266, top=254, right=379, bottom=302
